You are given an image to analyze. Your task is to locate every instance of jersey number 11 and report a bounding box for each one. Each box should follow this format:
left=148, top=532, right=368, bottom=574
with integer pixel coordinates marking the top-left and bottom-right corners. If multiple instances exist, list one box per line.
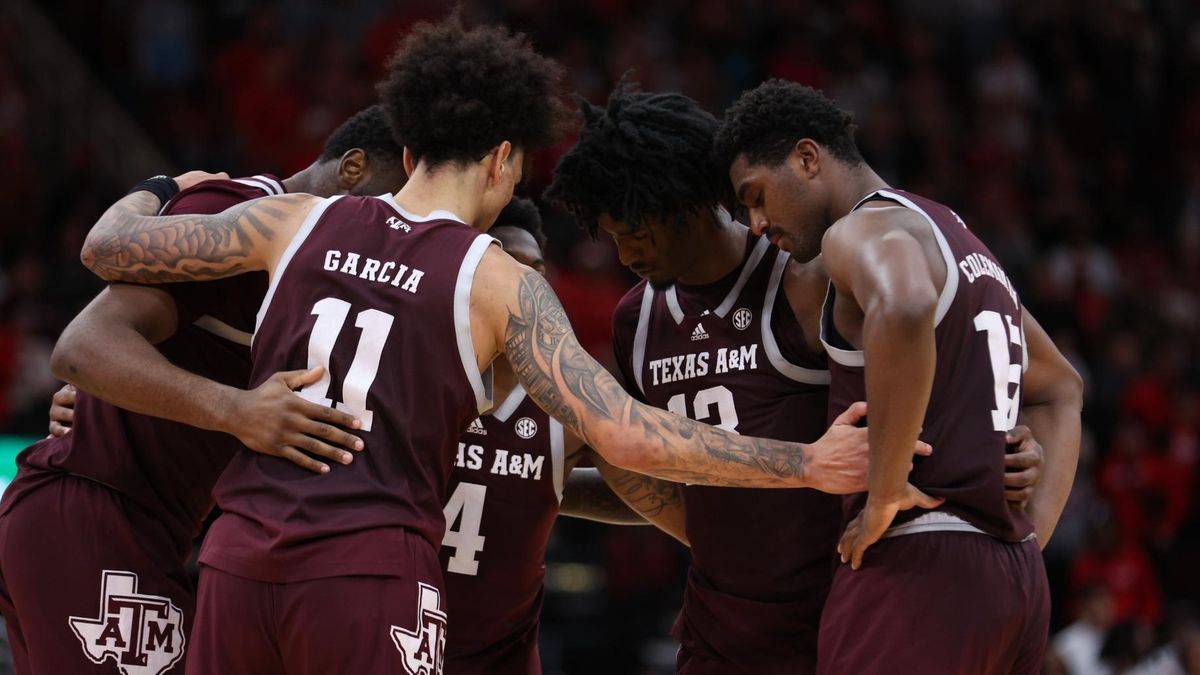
left=296, top=297, right=394, bottom=432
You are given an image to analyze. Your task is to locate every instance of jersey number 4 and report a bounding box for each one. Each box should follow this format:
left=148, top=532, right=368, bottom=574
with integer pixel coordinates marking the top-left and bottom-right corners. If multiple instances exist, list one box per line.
left=297, top=297, right=394, bottom=432
left=443, top=482, right=486, bottom=576
left=974, top=310, right=1025, bottom=432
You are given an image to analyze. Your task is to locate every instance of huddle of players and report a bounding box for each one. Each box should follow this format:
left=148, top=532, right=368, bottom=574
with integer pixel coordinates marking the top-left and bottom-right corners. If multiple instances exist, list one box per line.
left=0, top=15, right=1082, bottom=675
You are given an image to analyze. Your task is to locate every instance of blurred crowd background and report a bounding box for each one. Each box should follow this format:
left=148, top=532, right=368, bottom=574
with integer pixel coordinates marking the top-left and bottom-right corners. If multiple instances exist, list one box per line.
left=1, top=1, right=1198, bottom=673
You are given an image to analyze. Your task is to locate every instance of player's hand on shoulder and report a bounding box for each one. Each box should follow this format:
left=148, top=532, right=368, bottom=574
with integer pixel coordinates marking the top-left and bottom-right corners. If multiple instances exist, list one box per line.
left=173, top=170, right=230, bottom=192
left=228, top=367, right=365, bottom=474
left=47, top=383, right=76, bottom=438
left=1003, top=425, right=1043, bottom=509
left=806, top=402, right=934, bottom=494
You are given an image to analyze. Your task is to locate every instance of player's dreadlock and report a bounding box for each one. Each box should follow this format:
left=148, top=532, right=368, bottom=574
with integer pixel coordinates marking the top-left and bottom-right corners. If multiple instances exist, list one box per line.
left=544, top=77, right=727, bottom=238
left=493, top=196, right=546, bottom=249
left=319, top=105, right=403, bottom=164
left=714, top=79, right=862, bottom=170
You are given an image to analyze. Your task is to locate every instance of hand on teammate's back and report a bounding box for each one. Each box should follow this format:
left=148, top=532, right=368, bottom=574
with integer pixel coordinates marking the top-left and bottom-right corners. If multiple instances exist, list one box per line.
left=224, top=367, right=365, bottom=474
left=47, top=383, right=76, bottom=438
left=1003, top=425, right=1044, bottom=508
left=173, top=170, right=230, bottom=192
left=806, top=402, right=934, bottom=495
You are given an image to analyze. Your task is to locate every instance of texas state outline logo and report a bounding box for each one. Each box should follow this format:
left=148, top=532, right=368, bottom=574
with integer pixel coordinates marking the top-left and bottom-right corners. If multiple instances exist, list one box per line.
left=391, top=582, right=448, bottom=675
left=67, top=570, right=186, bottom=675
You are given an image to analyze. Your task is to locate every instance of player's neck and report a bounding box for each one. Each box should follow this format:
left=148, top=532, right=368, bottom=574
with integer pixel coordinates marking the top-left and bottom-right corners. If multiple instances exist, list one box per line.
left=676, top=210, right=750, bottom=286
left=281, top=162, right=331, bottom=196
left=829, top=164, right=890, bottom=224
left=392, top=164, right=486, bottom=229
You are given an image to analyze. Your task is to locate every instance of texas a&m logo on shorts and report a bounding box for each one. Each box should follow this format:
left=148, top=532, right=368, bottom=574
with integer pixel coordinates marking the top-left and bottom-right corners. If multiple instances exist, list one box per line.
left=391, top=582, right=448, bottom=675
left=67, top=570, right=186, bottom=675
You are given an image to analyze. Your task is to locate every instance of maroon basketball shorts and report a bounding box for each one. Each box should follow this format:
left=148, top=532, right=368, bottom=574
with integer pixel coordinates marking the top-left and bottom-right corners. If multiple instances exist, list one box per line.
left=673, top=567, right=826, bottom=675
left=186, top=533, right=446, bottom=675
left=0, top=473, right=194, bottom=675
left=817, top=531, right=1049, bottom=675
left=445, top=622, right=541, bottom=675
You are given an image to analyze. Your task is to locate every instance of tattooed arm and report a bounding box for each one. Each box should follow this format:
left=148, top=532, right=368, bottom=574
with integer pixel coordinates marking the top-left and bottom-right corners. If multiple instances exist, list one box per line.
left=560, top=467, right=651, bottom=526
left=470, top=246, right=872, bottom=491
left=588, top=452, right=689, bottom=544
left=81, top=188, right=320, bottom=283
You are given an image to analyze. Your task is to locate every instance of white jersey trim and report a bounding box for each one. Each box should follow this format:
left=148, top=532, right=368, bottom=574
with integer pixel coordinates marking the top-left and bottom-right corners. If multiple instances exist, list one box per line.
left=881, top=511, right=1037, bottom=543
left=819, top=188, right=962, bottom=367
left=233, top=176, right=279, bottom=196
left=873, top=189, right=959, bottom=327
left=490, top=385, right=527, bottom=423
left=254, top=195, right=341, bottom=343
left=819, top=283, right=865, bottom=368
left=455, top=234, right=499, bottom=414
left=194, top=315, right=253, bottom=347
left=762, top=250, right=831, bottom=384
left=254, top=175, right=285, bottom=196
left=663, top=235, right=771, bottom=324
left=550, top=418, right=565, bottom=503
left=631, top=284, right=654, bottom=394
left=377, top=194, right=466, bottom=225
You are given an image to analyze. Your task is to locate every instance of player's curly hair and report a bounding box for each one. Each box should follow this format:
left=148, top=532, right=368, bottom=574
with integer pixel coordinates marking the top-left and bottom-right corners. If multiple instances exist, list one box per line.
left=319, top=105, right=402, bottom=163
left=714, top=79, right=862, bottom=170
left=493, top=196, right=546, bottom=249
left=544, top=77, right=726, bottom=238
left=377, top=18, right=570, bottom=167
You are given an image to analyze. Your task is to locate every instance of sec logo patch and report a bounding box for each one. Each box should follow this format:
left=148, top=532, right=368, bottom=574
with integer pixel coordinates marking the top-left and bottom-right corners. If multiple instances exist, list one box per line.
left=733, top=308, right=753, bottom=331
left=515, top=417, right=538, bottom=439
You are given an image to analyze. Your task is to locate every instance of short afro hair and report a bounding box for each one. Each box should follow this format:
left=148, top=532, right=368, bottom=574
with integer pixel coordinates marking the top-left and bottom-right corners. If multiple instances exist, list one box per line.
left=492, top=196, right=546, bottom=250
left=714, top=79, right=862, bottom=170
left=377, top=18, right=569, bottom=167
left=319, top=104, right=402, bottom=164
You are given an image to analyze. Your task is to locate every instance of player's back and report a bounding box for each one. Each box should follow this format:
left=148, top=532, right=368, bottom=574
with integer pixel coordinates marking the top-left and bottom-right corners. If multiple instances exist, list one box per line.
left=613, top=231, right=840, bottom=670
left=201, top=194, right=495, bottom=583
left=0, top=175, right=281, bottom=560
left=441, top=386, right=564, bottom=673
left=822, top=188, right=1032, bottom=542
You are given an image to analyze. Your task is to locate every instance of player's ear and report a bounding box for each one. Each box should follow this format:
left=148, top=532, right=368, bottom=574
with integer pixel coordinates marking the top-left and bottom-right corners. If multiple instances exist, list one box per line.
left=403, top=147, right=416, bottom=177
left=791, top=139, right=821, bottom=179
left=337, top=148, right=368, bottom=192
left=486, top=141, right=513, bottom=186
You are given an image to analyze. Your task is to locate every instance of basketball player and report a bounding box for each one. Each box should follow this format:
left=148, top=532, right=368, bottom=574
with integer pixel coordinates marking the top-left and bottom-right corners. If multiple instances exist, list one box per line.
left=715, top=79, right=1084, bottom=674
left=0, top=105, right=407, bottom=675
left=441, top=196, right=643, bottom=674
left=546, top=81, right=1046, bottom=675
left=78, top=21, right=874, bottom=675
left=47, top=196, right=641, bottom=675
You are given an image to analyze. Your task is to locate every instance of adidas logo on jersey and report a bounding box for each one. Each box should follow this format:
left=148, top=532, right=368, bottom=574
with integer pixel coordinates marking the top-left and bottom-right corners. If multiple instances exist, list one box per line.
left=690, top=322, right=710, bottom=341
left=466, top=418, right=487, bottom=435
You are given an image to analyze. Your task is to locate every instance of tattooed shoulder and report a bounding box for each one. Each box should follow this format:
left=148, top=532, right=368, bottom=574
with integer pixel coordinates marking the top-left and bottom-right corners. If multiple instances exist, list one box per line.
left=502, top=268, right=626, bottom=438
left=84, top=193, right=315, bottom=284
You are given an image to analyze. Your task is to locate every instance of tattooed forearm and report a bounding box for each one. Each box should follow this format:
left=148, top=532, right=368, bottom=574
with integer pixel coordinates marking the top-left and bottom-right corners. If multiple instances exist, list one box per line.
left=81, top=193, right=308, bottom=283
left=609, top=470, right=683, bottom=517
left=503, top=268, right=813, bottom=489
left=560, top=467, right=647, bottom=525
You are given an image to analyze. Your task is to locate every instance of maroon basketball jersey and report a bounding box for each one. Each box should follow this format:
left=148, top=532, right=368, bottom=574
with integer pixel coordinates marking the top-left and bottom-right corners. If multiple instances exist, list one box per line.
left=200, top=195, right=496, bottom=583
left=0, top=175, right=282, bottom=561
left=440, top=385, right=563, bottom=672
left=612, top=230, right=841, bottom=667
left=821, top=188, right=1033, bottom=542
